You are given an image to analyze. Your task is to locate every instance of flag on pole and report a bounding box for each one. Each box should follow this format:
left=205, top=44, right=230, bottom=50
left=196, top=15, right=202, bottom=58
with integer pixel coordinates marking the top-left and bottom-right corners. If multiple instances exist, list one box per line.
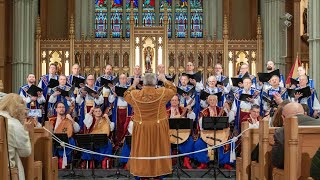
left=286, top=53, right=301, bottom=86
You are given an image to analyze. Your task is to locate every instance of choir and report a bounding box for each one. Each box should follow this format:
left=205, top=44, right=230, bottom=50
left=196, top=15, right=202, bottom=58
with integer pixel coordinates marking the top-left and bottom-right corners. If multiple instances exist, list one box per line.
left=19, top=61, right=319, bottom=170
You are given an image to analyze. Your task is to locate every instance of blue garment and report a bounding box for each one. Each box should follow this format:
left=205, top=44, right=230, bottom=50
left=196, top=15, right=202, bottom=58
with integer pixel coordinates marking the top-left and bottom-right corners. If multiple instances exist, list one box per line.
left=19, top=84, right=44, bottom=123
left=234, top=88, right=257, bottom=131
left=297, top=87, right=318, bottom=116
left=81, top=139, right=113, bottom=161
left=177, top=136, right=194, bottom=158
left=54, top=138, right=76, bottom=162
left=47, top=86, right=74, bottom=117
left=38, top=74, right=59, bottom=97
left=77, top=86, right=102, bottom=129
left=194, top=138, right=209, bottom=163
left=120, top=140, right=131, bottom=163
left=111, top=96, right=132, bottom=132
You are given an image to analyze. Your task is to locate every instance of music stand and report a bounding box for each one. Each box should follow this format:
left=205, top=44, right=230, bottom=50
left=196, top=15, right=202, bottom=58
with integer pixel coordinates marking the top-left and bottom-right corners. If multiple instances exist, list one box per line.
left=169, top=118, right=193, bottom=179
left=52, top=134, right=83, bottom=179
left=75, top=134, right=108, bottom=178
left=106, top=136, right=130, bottom=179
left=201, top=116, right=230, bottom=179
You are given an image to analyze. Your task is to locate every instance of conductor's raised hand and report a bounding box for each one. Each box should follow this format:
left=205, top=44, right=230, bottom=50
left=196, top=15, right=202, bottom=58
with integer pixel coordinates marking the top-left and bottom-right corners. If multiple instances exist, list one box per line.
left=158, top=73, right=167, bottom=82
left=132, top=77, right=140, bottom=87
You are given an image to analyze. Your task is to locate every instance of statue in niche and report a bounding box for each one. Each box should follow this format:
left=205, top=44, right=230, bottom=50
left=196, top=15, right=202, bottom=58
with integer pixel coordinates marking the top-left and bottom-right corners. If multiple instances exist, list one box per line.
left=178, top=52, right=184, bottom=67
left=114, top=53, right=119, bottom=67
left=188, top=52, right=194, bottom=63
left=85, top=52, right=90, bottom=67
left=94, top=53, right=100, bottom=67
left=104, top=52, right=110, bottom=66
left=207, top=52, right=213, bottom=67
left=198, top=53, right=203, bottom=67
left=303, top=8, right=308, bottom=35
left=75, top=52, right=81, bottom=66
left=123, top=52, right=129, bottom=67
left=169, top=52, right=175, bottom=67
left=144, top=47, right=154, bottom=72
left=217, top=52, right=222, bottom=64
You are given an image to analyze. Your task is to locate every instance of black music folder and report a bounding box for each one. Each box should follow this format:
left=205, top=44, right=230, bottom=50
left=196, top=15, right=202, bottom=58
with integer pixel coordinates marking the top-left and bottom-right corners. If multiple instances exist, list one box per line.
left=100, top=76, right=118, bottom=87
left=287, top=86, right=311, bottom=99
left=257, top=69, right=280, bottom=83
left=48, top=79, right=59, bottom=88
left=290, top=78, right=300, bottom=86
left=231, top=78, right=243, bottom=87
left=183, top=71, right=202, bottom=82
left=239, top=94, right=253, bottom=102
left=72, top=76, right=85, bottom=88
left=115, top=86, right=128, bottom=97
left=27, top=85, right=43, bottom=97
left=216, top=77, right=229, bottom=86
left=177, top=86, right=195, bottom=96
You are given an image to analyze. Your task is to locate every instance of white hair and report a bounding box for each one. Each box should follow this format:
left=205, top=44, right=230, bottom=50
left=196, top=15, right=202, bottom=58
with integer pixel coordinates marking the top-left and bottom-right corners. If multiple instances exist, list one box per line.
left=143, top=73, right=157, bottom=86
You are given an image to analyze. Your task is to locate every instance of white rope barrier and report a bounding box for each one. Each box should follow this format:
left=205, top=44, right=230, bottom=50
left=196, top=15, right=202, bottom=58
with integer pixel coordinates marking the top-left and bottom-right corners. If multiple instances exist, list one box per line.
left=44, top=127, right=251, bottom=160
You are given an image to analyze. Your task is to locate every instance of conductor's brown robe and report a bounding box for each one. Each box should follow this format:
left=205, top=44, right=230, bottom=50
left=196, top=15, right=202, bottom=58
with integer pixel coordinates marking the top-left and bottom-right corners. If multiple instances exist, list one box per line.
left=124, top=80, right=177, bottom=177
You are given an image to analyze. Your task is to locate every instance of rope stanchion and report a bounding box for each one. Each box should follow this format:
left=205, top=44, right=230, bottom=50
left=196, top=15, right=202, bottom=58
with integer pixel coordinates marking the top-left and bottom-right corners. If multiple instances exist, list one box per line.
left=44, top=127, right=251, bottom=160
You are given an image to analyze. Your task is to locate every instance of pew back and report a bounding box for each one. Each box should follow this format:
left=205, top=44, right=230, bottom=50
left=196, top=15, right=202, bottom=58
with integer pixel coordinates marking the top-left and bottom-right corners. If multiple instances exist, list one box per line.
left=284, top=116, right=320, bottom=179
left=236, top=122, right=260, bottom=180
left=0, top=116, right=19, bottom=180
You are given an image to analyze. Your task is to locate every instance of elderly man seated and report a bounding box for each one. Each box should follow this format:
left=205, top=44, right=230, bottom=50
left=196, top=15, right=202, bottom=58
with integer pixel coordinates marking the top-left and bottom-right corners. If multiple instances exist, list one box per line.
left=271, top=102, right=320, bottom=169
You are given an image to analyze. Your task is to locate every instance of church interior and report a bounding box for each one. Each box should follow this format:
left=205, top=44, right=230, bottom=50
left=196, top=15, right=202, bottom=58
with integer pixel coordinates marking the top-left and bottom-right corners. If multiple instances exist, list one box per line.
left=1, top=0, right=320, bottom=180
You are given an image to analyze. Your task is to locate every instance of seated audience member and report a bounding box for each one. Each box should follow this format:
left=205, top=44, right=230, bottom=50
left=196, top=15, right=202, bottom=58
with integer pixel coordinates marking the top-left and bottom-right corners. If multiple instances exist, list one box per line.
left=0, top=93, right=32, bottom=180
left=310, top=148, right=320, bottom=179
left=301, top=104, right=310, bottom=116
left=241, top=105, right=261, bottom=128
left=271, top=100, right=290, bottom=127
left=271, top=102, right=320, bottom=169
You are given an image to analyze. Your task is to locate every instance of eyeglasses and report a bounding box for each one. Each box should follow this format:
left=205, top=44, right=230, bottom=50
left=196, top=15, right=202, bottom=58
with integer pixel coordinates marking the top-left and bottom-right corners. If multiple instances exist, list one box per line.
left=87, top=79, right=95, bottom=80
left=187, top=64, right=194, bottom=66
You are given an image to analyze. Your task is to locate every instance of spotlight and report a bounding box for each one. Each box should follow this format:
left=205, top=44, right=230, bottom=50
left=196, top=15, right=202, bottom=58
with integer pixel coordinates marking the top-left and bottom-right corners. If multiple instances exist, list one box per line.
left=284, top=20, right=292, bottom=27
left=284, top=13, right=293, bottom=20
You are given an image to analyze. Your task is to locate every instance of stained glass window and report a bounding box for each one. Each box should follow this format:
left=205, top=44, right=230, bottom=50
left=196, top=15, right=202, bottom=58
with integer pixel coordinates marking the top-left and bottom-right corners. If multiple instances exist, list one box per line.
left=160, top=0, right=172, bottom=38
left=175, top=0, right=187, bottom=38
left=190, top=0, right=203, bottom=38
left=95, top=0, right=108, bottom=38
left=125, top=0, right=139, bottom=38
left=94, top=0, right=204, bottom=39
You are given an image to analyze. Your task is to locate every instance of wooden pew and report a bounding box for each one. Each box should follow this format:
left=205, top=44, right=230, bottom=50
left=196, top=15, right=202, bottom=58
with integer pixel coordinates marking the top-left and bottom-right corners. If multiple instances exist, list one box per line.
left=21, top=123, right=42, bottom=180
left=236, top=121, right=260, bottom=180
left=272, top=116, right=320, bottom=180
left=250, top=119, right=276, bottom=180
left=34, top=122, right=58, bottom=180
left=0, top=116, right=19, bottom=180
left=21, top=121, right=58, bottom=180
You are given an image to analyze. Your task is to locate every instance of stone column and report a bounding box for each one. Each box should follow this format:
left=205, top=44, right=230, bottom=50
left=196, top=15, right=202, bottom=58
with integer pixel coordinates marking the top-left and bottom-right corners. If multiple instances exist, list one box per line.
left=171, top=0, right=176, bottom=38
left=261, top=0, right=286, bottom=73
left=107, top=0, right=111, bottom=38
left=12, top=0, right=38, bottom=92
left=75, top=0, right=95, bottom=39
left=309, top=0, right=320, bottom=91
left=122, top=0, right=126, bottom=37
left=138, top=0, right=143, bottom=26
left=187, top=0, right=191, bottom=37
left=155, top=0, right=160, bottom=26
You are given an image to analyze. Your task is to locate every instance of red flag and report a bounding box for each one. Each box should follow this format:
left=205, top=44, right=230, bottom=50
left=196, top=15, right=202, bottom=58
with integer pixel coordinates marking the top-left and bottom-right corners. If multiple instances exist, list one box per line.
left=286, top=54, right=301, bottom=86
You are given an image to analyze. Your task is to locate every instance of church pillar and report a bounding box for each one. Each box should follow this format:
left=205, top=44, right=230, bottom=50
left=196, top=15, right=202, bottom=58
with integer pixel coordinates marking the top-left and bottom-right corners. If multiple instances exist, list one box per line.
left=12, top=0, right=38, bottom=92
left=122, top=0, right=127, bottom=37
left=107, top=0, right=111, bottom=39
left=138, top=0, right=143, bottom=26
left=75, top=0, right=94, bottom=39
left=205, top=0, right=223, bottom=40
left=262, top=0, right=286, bottom=73
left=155, top=0, right=160, bottom=26
left=309, top=0, right=320, bottom=91
left=187, top=0, right=191, bottom=38
left=171, top=0, right=176, bottom=38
